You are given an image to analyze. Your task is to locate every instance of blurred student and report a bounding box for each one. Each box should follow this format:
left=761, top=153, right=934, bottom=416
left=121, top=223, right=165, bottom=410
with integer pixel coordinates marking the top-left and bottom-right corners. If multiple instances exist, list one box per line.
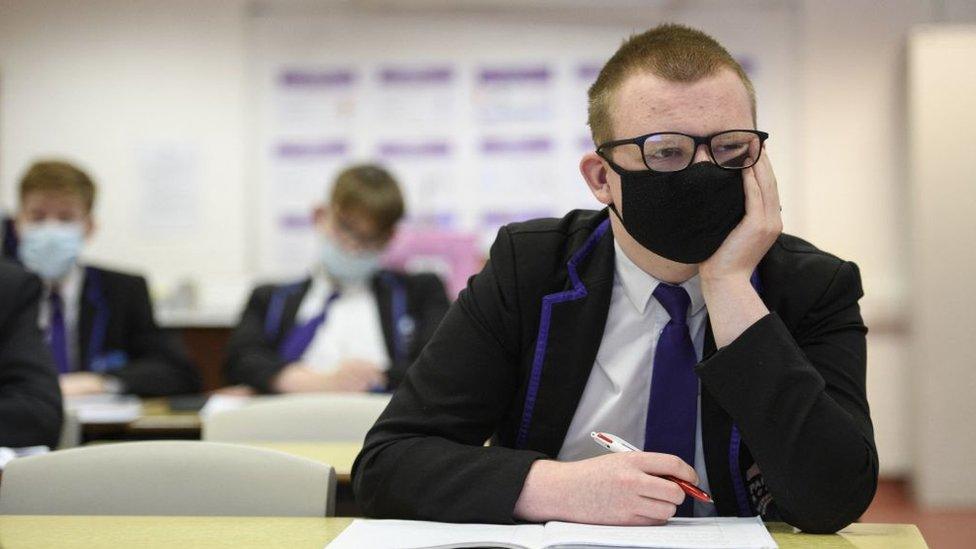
left=0, top=258, right=62, bottom=449
left=15, top=160, right=200, bottom=397
left=224, top=164, right=449, bottom=394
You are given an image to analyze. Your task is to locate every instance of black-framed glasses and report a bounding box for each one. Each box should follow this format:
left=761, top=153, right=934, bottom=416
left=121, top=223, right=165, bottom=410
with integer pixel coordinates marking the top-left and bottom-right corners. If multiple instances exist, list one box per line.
left=596, top=129, right=769, bottom=173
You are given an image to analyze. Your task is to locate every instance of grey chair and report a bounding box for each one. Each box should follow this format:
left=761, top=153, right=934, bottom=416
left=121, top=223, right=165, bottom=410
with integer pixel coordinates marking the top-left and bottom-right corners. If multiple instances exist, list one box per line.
left=202, top=393, right=391, bottom=443
left=0, top=440, right=335, bottom=516
left=57, top=409, right=80, bottom=449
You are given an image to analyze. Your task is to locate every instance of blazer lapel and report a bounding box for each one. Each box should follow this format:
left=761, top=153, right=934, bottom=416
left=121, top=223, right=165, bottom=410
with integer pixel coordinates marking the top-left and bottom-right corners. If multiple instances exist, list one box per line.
left=521, top=219, right=616, bottom=457
left=78, top=269, right=96, bottom=370
left=372, top=273, right=396, bottom=361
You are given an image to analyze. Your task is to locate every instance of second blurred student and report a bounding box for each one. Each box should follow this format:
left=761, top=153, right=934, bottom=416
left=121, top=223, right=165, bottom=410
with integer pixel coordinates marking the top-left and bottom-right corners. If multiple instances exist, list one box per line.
left=224, top=164, right=449, bottom=394
left=15, top=160, right=201, bottom=397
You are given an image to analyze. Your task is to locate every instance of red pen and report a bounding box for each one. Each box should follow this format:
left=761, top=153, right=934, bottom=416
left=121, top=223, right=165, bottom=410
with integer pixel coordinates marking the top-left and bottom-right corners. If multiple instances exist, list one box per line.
left=590, top=431, right=713, bottom=504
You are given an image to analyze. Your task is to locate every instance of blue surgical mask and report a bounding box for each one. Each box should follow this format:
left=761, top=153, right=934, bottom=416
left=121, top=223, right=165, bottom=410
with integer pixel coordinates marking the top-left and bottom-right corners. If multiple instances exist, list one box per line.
left=18, top=222, right=85, bottom=281
left=320, top=233, right=381, bottom=285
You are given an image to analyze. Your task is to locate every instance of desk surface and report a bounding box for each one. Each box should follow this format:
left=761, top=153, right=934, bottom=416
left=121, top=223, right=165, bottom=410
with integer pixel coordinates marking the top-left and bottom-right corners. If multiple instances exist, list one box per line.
left=0, top=516, right=927, bottom=549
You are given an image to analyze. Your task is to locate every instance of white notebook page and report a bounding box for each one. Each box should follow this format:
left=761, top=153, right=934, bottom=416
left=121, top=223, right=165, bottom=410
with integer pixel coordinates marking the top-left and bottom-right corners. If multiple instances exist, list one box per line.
left=326, top=517, right=777, bottom=549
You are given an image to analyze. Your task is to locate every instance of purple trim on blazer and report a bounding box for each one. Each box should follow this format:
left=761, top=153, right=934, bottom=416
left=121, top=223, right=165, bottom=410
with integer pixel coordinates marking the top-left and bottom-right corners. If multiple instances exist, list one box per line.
left=729, top=424, right=753, bottom=516
left=750, top=269, right=764, bottom=295
left=380, top=272, right=409, bottom=364
left=83, top=267, right=110, bottom=369
left=515, top=218, right=611, bottom=449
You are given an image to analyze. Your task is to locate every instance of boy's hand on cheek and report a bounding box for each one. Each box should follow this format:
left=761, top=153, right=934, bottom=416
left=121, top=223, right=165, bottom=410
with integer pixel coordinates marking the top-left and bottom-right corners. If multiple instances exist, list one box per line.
left=699, top=150, right=782, bottom=284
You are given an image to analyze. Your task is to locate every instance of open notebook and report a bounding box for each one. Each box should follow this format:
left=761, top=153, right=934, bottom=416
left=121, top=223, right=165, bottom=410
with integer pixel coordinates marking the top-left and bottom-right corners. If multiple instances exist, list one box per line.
left=326, top=516, right=778, bottom=549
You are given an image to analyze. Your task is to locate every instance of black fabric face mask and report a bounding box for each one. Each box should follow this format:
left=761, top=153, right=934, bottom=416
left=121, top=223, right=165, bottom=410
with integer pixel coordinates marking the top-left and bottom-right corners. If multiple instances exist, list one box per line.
left=607, top=161, right=745, bottom=264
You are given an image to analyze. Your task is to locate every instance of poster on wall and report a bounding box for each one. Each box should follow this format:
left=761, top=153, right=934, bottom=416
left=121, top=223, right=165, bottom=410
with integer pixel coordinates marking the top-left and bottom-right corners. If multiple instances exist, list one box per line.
left=377, top=139, right=459, bottom=229
left=473, top=65, right=555, bottom=126
left=273, top=67, right=359, bottom=137
left=370, top=65, right=457, bottom=129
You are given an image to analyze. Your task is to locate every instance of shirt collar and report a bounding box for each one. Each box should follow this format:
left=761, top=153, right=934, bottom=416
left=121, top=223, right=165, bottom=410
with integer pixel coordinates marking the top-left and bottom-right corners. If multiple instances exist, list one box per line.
left=310, top=265, right=337, bottom=296
left=45, top=263, right=83, bottom=301
left=612, top=240, right=706, bottom=317
left=309, top=265, right=370, bottom=296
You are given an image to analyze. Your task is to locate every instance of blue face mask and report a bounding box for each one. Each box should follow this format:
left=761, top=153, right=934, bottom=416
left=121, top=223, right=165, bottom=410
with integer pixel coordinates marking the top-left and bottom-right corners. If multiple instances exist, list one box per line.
left=320, top=233, right=382, bottom=285
left=18, top=222, right=85, bottom=281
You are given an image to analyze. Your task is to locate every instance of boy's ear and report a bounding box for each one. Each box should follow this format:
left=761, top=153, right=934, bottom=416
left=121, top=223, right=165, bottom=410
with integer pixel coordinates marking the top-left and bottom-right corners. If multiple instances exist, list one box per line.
left=312, top=205, right=327, bottom=225
left=13, top=211, right=26, bottom=234
left=580, top=152, right=614, bottom=205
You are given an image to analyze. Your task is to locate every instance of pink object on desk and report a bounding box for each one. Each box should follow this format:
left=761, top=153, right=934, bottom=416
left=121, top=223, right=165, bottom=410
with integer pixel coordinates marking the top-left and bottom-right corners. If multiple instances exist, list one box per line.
left=382, top=229, right=483, bottom=299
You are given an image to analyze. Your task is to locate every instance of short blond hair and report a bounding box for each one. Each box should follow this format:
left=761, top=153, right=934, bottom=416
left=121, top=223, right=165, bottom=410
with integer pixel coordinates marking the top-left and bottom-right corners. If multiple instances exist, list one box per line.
left=19, top=160, right=97, bottom=212
left=588, top=23, right=756, bottom=145
left=329, top=164, right=404, bottom=235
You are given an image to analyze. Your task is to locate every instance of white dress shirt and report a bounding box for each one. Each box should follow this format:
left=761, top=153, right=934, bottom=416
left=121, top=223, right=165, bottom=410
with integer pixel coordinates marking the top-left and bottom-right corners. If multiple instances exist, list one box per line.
left=37, top=264, right=84, bottom=372
left=558, top=241, right=717, bottom=517
left=294, top=269, right=391, bottom=374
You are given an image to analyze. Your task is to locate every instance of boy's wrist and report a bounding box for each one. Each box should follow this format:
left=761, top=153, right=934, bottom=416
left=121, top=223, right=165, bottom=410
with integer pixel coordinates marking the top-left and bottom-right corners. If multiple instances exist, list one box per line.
left=514, top=459, right=565, bottom=523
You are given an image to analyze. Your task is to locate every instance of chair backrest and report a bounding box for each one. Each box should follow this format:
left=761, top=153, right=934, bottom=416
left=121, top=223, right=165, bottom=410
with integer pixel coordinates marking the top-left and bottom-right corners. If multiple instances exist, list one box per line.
left=202, top=393, right=391, bottom=443
left=58, top=409, right=80, bottom=449
left=0, top=441, right=335, bottom=516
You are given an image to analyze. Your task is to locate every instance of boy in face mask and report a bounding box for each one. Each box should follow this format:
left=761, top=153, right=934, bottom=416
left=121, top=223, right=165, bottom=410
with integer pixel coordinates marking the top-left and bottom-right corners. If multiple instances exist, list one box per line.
left=14, top=160, right=200, bottom=397
left=353, top=24, right=876, bottom=534
left=223, top=164, right=450, bottom=394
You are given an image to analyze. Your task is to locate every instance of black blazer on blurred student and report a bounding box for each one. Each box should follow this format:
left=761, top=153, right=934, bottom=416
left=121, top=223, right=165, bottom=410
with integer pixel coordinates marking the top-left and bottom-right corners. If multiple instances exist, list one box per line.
left=0, top=259, right=62, bottom=448
left=75, top=266, right=200, bottom=396
left=225, top=270, right=450, bottom=393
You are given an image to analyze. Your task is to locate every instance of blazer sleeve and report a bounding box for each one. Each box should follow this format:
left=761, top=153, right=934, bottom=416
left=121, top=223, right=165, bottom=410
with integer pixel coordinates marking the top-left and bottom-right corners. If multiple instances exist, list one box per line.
left=387, top=273, right=451, bottom=391
left=696, top=261, right=877, bottom=533
left=112, top=276, right=201, bottom=396
left=0, top=272, right=63, bottom=448
left=223, top=286, right=289, bottom=393
left=353, top=227, right=547, bottom=523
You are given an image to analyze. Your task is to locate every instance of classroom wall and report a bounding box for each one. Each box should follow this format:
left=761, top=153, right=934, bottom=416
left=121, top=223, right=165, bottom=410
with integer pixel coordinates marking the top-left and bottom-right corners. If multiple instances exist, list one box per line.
left=2, top=0, right=976, bottom=501
left=794, top=0, right=929, bottom=483
left=908, top=25, right=976, bottom=508
left=0, top=0, right=251, bottom=288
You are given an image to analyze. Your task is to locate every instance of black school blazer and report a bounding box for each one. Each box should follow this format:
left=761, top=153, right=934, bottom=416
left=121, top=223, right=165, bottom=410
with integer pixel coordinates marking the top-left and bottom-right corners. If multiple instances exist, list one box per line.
left=77, top=266, right=200, bottom=396
left=0, top=259, right=62, bottom=448
left=223, top=270, right=450, bottom=393
left=353, top=209, right=878, bottom=534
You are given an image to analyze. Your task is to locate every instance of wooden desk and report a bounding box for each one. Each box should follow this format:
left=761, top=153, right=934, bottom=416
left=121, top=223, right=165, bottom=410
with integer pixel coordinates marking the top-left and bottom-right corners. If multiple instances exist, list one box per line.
left=0, top=516, right=928, bottom=549
left=237, top=442, right=362, bottom=483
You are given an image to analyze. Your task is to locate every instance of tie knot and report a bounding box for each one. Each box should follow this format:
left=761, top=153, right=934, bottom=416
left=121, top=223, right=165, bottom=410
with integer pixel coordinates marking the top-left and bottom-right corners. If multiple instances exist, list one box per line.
left=48, top=289, right=64, bottom=307
left=652, top=283, right=690, bottom=323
